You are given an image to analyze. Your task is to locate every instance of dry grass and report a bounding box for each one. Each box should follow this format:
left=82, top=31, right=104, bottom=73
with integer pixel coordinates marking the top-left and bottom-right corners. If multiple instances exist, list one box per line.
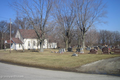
left=0, top=49, right=120, bottom=71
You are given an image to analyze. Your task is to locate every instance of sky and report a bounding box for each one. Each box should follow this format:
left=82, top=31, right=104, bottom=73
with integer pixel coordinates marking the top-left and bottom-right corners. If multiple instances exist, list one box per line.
left=0, top=0, right=120, bottom=32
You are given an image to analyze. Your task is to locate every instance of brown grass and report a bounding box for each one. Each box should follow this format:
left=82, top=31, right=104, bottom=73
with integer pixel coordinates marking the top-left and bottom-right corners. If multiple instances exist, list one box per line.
left=0, top=49, right=120, bottom=71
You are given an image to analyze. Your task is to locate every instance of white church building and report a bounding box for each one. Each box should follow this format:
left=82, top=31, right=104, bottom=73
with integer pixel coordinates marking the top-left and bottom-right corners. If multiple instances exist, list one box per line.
left=6, top=29, right=57, bottom=50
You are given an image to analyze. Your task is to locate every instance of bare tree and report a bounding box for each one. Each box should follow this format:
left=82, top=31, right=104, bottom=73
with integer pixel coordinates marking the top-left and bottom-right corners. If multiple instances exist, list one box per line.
left=99, top=30, right=111, bottom=45
left=112, top=31, right=119, bottom=45
left=14, top=17, right=32, bottom=29
left=0, top=21, right=8, bottom=49
left=75, top=0, right=107, bottom=48
left=54, top=0, right=76, bottom=49
left=12, top=0, right=53, bottom=52
left=85, top=27, right=99, bottom=46
left=98, top=30, right=120, bottom=46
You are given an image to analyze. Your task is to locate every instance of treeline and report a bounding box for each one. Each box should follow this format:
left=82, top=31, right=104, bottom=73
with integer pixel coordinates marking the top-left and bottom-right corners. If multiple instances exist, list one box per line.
left=48, top=27, right=120, bottom=48
left=0, top=21, right=17, bottom=49
left=0, top=19, right=119, bottom=49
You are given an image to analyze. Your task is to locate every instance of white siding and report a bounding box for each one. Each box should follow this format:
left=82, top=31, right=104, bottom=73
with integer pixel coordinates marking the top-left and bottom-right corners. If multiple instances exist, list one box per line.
left=43, top=39, right=47, bottom=48
left=24, top=39, right=37, bottom=49
left=48, top=43, right=57, bottom=48
left=15, top=30, right=24, bottom=42
left=11, top=43, right=23, bottom=50
left=23, top=39, right=48, bottom=50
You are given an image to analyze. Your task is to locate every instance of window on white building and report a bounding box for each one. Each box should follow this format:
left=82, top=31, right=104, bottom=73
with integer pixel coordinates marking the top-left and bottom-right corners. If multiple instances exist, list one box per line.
left=33, top=41, right=35, bottom=46
left=19, top=44, right=21, bottom=48
left=28, top=41, right=30, bottom=46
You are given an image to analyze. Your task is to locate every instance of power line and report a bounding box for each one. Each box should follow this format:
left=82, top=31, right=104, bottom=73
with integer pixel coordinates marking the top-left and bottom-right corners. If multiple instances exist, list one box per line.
left=0, top=16, right=14, bottom=23
left=0, top=16, right=9, bottom=19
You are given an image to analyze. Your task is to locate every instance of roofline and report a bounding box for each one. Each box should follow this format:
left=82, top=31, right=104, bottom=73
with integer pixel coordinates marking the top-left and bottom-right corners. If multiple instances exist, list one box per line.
left=11, top=38, right=23, bottom=44
left=18, top=29, right=24, bottom=39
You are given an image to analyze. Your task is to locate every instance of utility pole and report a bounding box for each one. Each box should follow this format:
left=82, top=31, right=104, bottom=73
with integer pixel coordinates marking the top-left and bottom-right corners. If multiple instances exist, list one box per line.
left=10, top=18, right=11, bottom=53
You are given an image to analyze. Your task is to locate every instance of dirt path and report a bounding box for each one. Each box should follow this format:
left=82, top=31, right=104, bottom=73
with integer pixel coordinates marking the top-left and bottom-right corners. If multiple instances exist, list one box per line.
left=76, top=57, right=120, bottom=75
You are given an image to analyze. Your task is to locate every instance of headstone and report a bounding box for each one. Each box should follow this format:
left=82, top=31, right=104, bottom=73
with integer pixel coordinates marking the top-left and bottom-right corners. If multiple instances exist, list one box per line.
left=108, top=46, right=112, bottom=48
left=115, top=45, right=120, bottom=49
left=108, top=46, right=111, bottom=51
left=94, top=46, right=98, bottom=50
left=78, top=45, right=81, bottom=48
left=111, top=46, right=120, bottom=54
left=63, top=48, right=66, bottom=52
left=86, top=47, right=91, bottom=50
left=102, top=47, right=110, bottom=54
left=5, top=40, right=7, bottom=43
left=113, top=49, right=120, bottom=53
left=111, top=46, right=115, bottom=49
left=61, top=49, right=63, bottom=53
left=76, top=48, right=80, bottom=52
left=59, top=49, right=62, bottom=53
left=98, top=46, right=102, bottom=49
left=71, top=53, right=78, bottom=57
left=115, top=46, right=118, bottom=49
left=80, top=48, right=84, bottom=53
left=111, top=46, right=115, bottom=52
left=89, top=49, right=97, bottom=54
left=58, top=48, right=66, bottom=53
left=68, top=48, right=72, bottom=52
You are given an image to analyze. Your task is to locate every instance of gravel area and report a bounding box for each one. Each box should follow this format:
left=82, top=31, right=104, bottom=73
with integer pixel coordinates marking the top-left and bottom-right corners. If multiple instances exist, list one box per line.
left=76, top=57, right=120, bottom=75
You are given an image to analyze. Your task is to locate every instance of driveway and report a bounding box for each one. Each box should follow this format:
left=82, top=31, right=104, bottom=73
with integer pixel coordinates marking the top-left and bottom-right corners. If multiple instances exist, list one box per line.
left=0, top=62, right=120, bottom=80
left=76, top=57, right=120, bottom=75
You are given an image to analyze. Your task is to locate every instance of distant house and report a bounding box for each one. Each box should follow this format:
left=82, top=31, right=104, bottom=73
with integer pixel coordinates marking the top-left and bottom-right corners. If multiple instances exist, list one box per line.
left=5, top=29, right=57, bottom=50
left=48, top=43, right=57, bottom=48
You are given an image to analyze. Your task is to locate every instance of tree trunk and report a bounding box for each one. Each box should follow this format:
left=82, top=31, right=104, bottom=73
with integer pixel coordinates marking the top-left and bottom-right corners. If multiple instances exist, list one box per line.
left=78, top=37, right=81, bottom=48
left=65, top=38, right=68, bottom=49
left=21, top=44, right=24, bottom=52
left=81, top=33, right=85, bottom=48
left=68, top=41, right=71, bottom=48
left=1, top=33, right=3, bottom=49
left=1, top=39, right=2, bottom=49
left=40, top=40, right=44, bottom=52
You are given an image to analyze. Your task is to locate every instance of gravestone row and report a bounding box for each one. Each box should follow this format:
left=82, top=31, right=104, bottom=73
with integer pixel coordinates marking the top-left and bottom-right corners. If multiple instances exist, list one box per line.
left=102, top=46, right=120, bottom=54
left=76, top=48, right=84, bottom=53
left=59, top=48, right=66, bottom=53
left=111, top=46, right=120, bottom=54
left=51, top=45, right=120, bottom=54
left=51, top=48, right=66, bottom=54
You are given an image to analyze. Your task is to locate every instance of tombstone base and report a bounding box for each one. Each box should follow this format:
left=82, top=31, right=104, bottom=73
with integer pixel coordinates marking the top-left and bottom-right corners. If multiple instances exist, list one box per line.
left=71, top=53, right=78, bottom=57
left=76, top=48, right=80, bottom=52
left=89, top=49, right=97, bottom=54
left=111, top=49, right=120, bottom=54
left=68, top=48, right=73, bottom=52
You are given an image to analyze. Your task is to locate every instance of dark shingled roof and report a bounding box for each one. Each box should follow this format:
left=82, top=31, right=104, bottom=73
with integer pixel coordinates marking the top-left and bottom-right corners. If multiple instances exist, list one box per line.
left=19, top=29, right=39, bottom=39
left=12, top=38, right=23, bottom=44
left=6, top=40, right=13, bottom=44
left=6, top=38, right=23, bottom=44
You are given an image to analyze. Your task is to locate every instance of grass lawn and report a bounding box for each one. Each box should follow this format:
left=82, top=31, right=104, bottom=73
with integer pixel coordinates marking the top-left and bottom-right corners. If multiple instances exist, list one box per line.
left=0, top=48, right=120, bottom=71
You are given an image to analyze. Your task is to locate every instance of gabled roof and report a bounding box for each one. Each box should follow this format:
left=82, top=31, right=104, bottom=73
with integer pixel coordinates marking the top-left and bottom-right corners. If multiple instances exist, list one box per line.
left=5, top=38, right=23, bottom=44
left=5, top=40, right=13, bottom=44
left=12, top=38, right=23, bottom=44
left=19, top=29, right=39, bottom=39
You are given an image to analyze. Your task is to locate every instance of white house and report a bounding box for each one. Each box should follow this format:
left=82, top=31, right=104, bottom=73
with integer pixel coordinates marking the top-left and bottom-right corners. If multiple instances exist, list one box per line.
left=6, top=29, right=57, bottom=50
